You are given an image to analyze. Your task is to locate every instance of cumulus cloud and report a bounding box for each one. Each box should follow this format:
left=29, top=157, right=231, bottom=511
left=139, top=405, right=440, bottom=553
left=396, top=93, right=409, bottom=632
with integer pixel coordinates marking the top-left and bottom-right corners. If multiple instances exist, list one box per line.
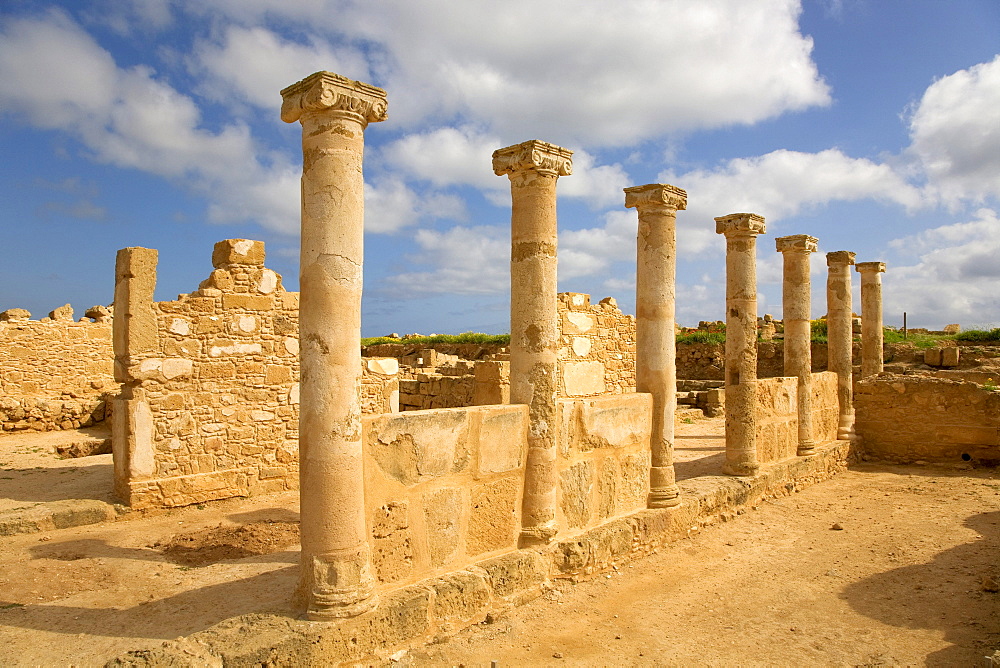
left=381, top=225, right=509, bottom=296
left=180, top=0, right=831, bottom=146
left=0, top=10, right=299, bottom=232
left=908, top=55, right=1000, bottom=206
left=364, top=178, right=467, bottom=233
left=884, top=208, right=1000, bottom=327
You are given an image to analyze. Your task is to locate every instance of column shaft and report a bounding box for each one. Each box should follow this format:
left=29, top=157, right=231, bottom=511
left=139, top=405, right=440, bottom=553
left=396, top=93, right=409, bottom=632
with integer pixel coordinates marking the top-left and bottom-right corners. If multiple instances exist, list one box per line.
left=626, top=184, right=687, bottom=508
left=281, top=72, right=387, bottom=620
left=493, top=140, right=572, bottom=546
left=826, top=251, right=856, bottom=439
left=776, top=235, right=818, bottom=456
left=716, top=214, right=765, bottom=476
left=857, top=262, right=886, bottom=378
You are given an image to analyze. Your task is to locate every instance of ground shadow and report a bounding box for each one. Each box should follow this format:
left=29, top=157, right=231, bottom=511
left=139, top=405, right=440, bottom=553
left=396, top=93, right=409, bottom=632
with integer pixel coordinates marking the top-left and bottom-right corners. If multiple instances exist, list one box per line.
left=0, top=460, right=114, bottom=505
left=840, top=510, right=1000, bottom=665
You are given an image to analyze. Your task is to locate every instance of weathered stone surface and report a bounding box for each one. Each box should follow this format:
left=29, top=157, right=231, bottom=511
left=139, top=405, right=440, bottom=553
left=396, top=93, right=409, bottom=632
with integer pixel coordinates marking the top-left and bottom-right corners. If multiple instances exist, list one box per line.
left=468, top=476, right=519, bottom=555
left=423, top=487, right=463, bottom=567
left=368, top=409, right=471, bottom=485
left=562, top=360, right=606, bottom=397
left=430, top=571, right=490, bottom=632
left=476, top=406, right=527, bottom=475
left=560, top=460, right=595, bottom=528
left=371, top=502, right=413, bottom=584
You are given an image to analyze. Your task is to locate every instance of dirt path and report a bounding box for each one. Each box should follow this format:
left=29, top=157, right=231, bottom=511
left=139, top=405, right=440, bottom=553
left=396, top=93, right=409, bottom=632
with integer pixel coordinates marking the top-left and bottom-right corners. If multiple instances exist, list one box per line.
left=1, top=422, right=998, bottom=666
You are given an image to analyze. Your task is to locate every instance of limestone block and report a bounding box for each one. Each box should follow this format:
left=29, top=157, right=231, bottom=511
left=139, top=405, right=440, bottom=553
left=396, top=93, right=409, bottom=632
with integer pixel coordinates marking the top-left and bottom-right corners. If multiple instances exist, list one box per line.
left=924, top=348, right=943, bottom=366
left=423, top=487, right=463, bottom=567
left=208, top=342, right=262, bottom=358
left=48, top=304, right=74, bottom=321
left=562, top=360, right=605, bottom=397
left=574, top=393, right=652, bottom=451
left=221, top=293, right=274, bottom=311
left=161, top=358, right=193, bottom=380
left=368, top=409, right=471, bottom=485
left=479, top=547, right=546, bottom=602
left=943, top=324, right=961, bottom=334
left=563, top=311, right=594, bottom=335
left=571, top=336, right=592, bottom=357
left=256, top=268, right=279, bottom=294
left=0, top=308, right=31, bottom=322
left=366, top=357, right=399, bottom=375
left=941, top=347, right=960, bottom=367
left=476, top=406, right=528, bottom=475
left=430, top=571, right=490, bottom=632
left=283, top=337, right=299, bottom=356
left=212, top=239, right=265, bottom=267
left=468, top=475, right=519, bottom=555
left=560, top=460, right=594, bottom=528
left=371, top=502, right=413, bottom=584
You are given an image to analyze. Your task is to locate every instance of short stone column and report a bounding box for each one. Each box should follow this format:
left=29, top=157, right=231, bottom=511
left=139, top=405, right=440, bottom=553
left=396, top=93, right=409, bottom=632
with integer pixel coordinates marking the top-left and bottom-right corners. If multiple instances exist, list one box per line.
left=280, top=72, right=387, bottom=620
left=856, top=261, right=886, bottom=378
left=826, top=251, right=856, bottom=439
left=493, top=140, right=572, bottom=546
left=625, top=183, right=687, bottom=508
left=715, top=213, right=766, bottom=476
left=776, top=234, right=819, bottom=456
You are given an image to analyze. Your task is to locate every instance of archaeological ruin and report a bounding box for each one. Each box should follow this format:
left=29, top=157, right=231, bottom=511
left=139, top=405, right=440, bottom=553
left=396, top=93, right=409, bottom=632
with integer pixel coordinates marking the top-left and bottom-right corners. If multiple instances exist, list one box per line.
left=2, top=70, right=998, bottom=664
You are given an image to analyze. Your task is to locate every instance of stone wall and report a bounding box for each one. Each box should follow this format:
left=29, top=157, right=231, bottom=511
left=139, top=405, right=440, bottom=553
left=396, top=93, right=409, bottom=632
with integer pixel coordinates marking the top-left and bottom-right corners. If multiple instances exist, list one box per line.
left=112, top=240, right=398, bottom=509
left=363, top=404, right=529, bottom=586
left=556, top=393, right=652, bottom=539
left=557, top=293, right=636, bottom=397
left=855, top=375, right=1000, bottom=465
left=755, top=371, right=839, bottom=464
left=0, top=307, right=114, bottom=431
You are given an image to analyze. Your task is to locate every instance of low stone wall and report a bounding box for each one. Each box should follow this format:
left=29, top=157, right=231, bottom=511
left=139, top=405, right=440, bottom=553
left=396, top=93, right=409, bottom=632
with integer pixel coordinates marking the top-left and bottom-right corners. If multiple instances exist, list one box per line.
left=557, top=292, right=636, bottom=396
left=855, top=375, right=1000, bottom=465
left=557, top=393, right=652, bottom=536
left=755, top=371, right=839, bottom=464
left=0, top=308, right=114, bottom=431
left=364, top=404, right=529, bottom=587
left=113, top=239, right=398, bottom=509
left=399, top=372, right=474, bottom=411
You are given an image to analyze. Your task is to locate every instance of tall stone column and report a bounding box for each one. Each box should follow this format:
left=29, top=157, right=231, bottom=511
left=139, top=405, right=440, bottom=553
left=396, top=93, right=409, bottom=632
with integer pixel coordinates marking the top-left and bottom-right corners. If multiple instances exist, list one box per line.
left=856, top=261, right=886, bottom=378
left=826, top=251, right=856, bottom=439
left=625, top=183, right=687, bottom=508
left=776, top=235, right=818, bottom=456
left=715, top=213, right=766, bottom=476
left=280, top=72, right=387, bottom=620
left=493, top=140, right=572, bottom=546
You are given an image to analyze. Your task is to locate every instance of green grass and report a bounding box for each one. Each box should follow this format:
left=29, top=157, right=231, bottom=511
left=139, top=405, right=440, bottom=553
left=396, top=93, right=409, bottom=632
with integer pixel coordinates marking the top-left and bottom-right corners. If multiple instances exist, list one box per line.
left=362, top=332, right=511, bottom=347
left=676, top=331, right=726, bottom=345
left=883, top=328, right=956, bottom=348
left=955, top=328, right=1000, bottom=342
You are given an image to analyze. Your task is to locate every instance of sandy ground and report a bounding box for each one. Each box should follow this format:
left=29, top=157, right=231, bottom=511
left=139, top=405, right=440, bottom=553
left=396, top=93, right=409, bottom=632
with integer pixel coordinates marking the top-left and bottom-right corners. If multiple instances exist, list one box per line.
left=1, top=418, right=998, bottom=666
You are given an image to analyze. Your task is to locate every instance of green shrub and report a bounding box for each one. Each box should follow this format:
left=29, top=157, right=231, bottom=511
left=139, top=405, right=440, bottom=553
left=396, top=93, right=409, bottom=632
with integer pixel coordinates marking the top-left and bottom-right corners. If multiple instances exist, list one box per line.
left=362, top=331, right=510, bottom=347
left=955, top=328, right=1000, bottom=342
left=677, top=331, right=726, bottom=345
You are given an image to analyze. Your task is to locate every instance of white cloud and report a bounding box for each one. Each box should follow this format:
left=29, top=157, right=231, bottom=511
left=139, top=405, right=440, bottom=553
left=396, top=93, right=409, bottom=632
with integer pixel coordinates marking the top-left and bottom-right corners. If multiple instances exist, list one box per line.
left=908, top=55, right=1000, bottom=206
left=380, top=126, right=502, bottom=192
left=0, top=11, right=300, bottom=233
left=884, top=208, right=1000, bottom=328
left=364, top=178, right=467, bottom=234
left=191, top=25, right=371, bottom=110
left=382, top=225, right=508, bottom=295
left=181, top=0, right=831, bottom=146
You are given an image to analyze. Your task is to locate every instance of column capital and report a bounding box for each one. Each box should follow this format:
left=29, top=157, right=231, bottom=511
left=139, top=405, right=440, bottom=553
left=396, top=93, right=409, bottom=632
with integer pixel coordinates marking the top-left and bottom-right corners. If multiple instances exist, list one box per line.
left=715, top=213, right=765, bottom=236
left=492, top=140, right=573, bottom=178
left=624, top=183, right=687, bottom=211
left=775, top=234, right=818, bottom=254
left=826, top=250, right=856, bottom=266
left=280, top=71, right=388, bottom=125
left=856, top=261, right=886, bottom=274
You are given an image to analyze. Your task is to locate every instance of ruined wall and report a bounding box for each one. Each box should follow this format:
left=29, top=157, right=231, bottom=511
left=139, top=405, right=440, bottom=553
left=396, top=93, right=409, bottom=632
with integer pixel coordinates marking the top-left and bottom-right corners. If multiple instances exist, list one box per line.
left=113, top=240, right=398, bottom=509
left=556, top=393, right=652, bottom=539
left=363, top=404, right=529, bottom=586
left=855, top=375, right=1000, bottom=464
left=755, top=371, right=839, bottom=464
left=0, top=307, right=114, bottom=431
left=557, top=292, right=636, bottom=397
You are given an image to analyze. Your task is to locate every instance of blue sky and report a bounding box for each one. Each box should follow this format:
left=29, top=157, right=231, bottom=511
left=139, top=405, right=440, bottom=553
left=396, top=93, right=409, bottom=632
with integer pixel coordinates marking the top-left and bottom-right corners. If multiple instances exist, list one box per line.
left=1, top=0, right=998, bottom=335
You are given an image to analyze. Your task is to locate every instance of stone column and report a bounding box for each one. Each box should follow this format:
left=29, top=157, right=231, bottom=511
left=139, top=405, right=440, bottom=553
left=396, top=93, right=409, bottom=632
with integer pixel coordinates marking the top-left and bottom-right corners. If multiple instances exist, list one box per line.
left=111, top=247, right=159, bottom=505
left=856, top=261, right=886, bottom=378
left=775, top=234, right=818, bottom=456
left=715, top=213, right=766, bottom=476
left=280, top=72, right=387, bottom=620
left=625, top=183, right=687, bottom=508
left=826, top=251, right=856, bottom=439
left=493, top=140, right=572, bottom=546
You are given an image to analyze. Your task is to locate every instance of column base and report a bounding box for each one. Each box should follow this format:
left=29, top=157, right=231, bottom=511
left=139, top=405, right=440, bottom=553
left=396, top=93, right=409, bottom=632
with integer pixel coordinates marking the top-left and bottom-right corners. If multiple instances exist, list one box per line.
left=723, top=461, right=759, bottom=477
left=303, top=547, right=378, bottom=621
left=797, top=440, right=817, bottom=457
left=648, top=487, right=682, bottom=508
left=519, top=522, right=558, bottom=547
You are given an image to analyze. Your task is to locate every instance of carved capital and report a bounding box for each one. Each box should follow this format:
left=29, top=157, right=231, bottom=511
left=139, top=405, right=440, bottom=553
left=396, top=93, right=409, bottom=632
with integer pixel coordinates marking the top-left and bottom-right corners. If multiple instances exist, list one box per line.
left=855, top=261, right=886, bottom=274
left=624, top=183, right=687, bottom=211
left=280, top=71, right=388, bottom=125
left=714, top=213, right=766, bottom=237
left=492, top=140, right=573, bottom=178
left=826, top=250, right=856, bottom=267
left=775, top=234, right=818, bottom=254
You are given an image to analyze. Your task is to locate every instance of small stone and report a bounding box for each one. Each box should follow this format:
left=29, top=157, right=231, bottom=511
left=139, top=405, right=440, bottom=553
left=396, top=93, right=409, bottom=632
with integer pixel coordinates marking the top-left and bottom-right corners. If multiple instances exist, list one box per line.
left=982, top=576, right=999, bottom=593
left=831, top=523, right=844, bottom=531
left=552, top=652, right=563, bottom=659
